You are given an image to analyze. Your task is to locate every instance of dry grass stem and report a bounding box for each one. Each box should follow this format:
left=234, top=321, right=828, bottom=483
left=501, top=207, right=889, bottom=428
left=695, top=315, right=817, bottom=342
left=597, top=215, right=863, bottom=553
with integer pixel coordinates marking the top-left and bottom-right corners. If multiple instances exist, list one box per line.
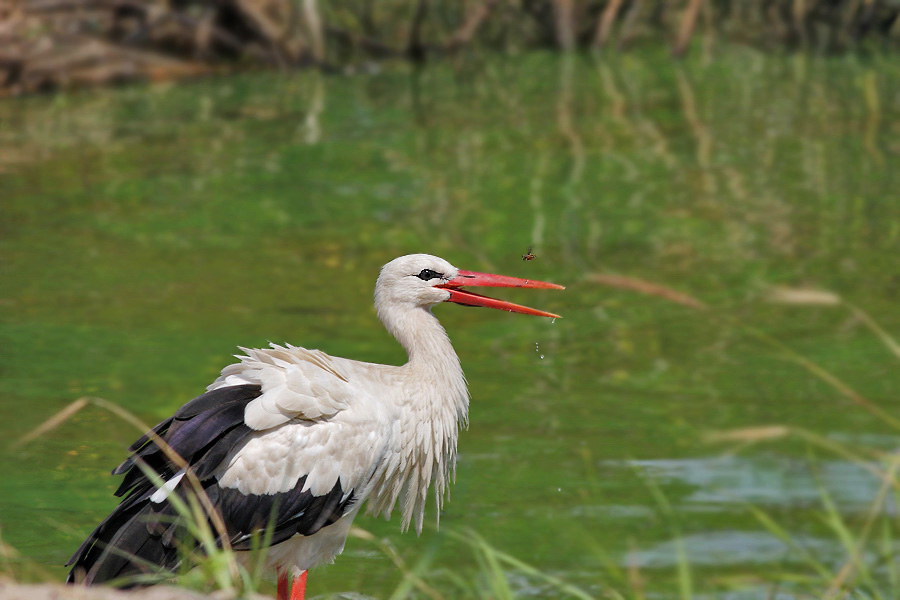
left=824, top=454, right=900, bottom=597
left=586, top=273, right=708, bottom=310
left=847, top=303, right=900, bottom=360
left=767, top=287, right=842, bottom=306
left=12, top=397, right=90, bottom=448
left=15, top=396, right=242, bottom=586
left=626, top=537, right=646, bottom=600
left=704, top=425, right=791, bottom=443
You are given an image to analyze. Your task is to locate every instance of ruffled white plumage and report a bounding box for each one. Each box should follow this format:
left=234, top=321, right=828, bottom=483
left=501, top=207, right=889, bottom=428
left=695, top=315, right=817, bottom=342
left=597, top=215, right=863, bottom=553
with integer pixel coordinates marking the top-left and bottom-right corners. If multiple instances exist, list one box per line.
left=196, top=256, right=471, bottom=572
left=205, top=330, right=467, bottom=538
left=209, top=344, right=352, bottom=429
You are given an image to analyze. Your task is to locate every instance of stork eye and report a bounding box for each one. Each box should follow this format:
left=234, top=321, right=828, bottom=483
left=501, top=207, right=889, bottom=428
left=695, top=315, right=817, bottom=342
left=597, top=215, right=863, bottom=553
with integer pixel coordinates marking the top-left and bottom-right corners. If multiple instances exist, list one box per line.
left=416, top=269, right=444, bottom=281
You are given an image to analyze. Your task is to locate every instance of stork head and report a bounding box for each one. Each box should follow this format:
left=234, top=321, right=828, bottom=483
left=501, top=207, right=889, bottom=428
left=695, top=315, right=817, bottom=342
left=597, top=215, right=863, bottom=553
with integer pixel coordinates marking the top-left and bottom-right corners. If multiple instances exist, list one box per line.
left=375, top=254, right=564, bottom=319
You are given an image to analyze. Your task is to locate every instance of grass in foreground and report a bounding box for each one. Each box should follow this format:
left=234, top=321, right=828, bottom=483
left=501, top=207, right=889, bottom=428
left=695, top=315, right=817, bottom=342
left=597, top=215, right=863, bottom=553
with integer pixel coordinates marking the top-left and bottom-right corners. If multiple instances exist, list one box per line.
left=5, top=289, right=899, bottom=599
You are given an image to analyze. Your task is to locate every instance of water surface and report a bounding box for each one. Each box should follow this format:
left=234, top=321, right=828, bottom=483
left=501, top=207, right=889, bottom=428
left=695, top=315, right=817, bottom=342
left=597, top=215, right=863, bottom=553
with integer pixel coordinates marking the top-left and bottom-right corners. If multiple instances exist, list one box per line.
left=2, top=47, right=898, bottom=597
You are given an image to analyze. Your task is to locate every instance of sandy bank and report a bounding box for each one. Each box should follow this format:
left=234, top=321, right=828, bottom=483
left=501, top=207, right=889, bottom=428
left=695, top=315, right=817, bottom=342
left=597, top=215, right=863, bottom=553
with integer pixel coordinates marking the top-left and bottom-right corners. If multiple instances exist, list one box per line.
left=0, top=580, right=271, bottom=600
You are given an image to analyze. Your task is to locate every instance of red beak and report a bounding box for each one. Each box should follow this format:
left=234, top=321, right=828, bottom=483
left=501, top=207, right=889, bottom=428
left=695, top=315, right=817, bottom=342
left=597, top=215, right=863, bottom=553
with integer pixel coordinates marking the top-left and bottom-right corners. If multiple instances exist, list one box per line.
left=437, top=270, right=565, bottom=318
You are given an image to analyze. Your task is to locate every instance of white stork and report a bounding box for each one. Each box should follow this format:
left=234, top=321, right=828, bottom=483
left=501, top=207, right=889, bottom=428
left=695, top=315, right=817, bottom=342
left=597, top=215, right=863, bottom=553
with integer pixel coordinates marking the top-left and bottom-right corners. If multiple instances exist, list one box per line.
left=66, top=253, right=564, bottom=600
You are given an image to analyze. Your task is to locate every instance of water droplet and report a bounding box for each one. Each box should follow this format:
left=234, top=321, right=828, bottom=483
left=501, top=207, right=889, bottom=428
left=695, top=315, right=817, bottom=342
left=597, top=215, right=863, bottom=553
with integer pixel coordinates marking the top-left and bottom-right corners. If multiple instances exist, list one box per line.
left=540, top=354, right=545, bottom=359
left=550, top=318, right=557, bottom=324
left=557, top=487, right=562, bottom=492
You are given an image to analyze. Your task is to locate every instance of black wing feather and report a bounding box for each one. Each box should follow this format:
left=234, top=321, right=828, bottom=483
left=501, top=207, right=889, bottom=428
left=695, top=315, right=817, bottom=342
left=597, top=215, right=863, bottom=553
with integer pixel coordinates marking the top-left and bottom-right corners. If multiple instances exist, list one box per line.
left=173, top=384, right=267, bottom=419
left=113, top=385, right=256, bottom=477
left=67, top=383, right=358, bottom=586
left=215, top=475, right=355, bottom=550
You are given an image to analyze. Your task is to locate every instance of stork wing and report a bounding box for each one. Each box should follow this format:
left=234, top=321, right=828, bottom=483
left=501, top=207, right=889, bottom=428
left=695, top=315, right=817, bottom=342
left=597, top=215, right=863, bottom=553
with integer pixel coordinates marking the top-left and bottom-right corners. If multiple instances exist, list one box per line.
left=210, top=344, right=352, bottom=429
left=66, top=383, right=355, bottom=585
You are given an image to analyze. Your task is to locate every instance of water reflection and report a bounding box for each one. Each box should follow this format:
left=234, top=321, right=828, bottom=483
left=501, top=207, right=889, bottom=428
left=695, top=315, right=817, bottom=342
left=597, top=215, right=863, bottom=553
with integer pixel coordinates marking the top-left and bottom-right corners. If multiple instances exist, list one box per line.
left=1, top=48, right=898, bottom=597
left=302, top=72, right=325, bottom=145
left=604, top=455, right=897, bottom=512
left=630, top=531, right=843, bottom=568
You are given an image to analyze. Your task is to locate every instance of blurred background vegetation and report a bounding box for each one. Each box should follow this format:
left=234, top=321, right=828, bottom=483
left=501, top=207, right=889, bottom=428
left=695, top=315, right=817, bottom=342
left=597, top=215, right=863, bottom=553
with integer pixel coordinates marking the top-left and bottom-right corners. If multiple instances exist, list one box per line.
left=2, top=0, right=899, bottom=95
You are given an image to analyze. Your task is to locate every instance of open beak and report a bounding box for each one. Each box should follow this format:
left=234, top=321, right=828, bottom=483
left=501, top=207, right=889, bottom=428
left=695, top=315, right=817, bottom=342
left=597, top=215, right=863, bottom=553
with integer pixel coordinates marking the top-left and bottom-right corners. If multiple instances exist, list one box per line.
left=437, top=270, right=565, bottom=319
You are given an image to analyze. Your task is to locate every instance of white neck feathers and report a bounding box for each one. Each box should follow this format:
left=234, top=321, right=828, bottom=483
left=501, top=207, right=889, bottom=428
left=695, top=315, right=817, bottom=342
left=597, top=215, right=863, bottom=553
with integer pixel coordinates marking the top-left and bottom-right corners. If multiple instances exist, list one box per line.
left=371, top=302, right=470, bottom=532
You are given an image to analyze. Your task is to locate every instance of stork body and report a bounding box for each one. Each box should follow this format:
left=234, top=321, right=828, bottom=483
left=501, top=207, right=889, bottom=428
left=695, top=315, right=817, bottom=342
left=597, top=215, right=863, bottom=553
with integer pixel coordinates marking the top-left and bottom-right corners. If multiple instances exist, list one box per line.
left=66, top=254, right=563, bottom=599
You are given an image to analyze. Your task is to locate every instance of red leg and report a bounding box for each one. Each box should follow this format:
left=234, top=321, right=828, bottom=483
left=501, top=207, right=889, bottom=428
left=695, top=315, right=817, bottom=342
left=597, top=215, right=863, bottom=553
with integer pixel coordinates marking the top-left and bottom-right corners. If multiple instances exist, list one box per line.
left=291, top=571, right=308, bottom=600
left=277, top=569, right=290, bottom=600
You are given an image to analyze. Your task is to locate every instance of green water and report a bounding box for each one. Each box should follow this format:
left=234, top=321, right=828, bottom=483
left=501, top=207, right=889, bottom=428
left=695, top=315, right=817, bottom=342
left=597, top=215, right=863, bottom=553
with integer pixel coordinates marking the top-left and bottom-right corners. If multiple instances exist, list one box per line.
left=2, top=47, right=899, bottom=597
